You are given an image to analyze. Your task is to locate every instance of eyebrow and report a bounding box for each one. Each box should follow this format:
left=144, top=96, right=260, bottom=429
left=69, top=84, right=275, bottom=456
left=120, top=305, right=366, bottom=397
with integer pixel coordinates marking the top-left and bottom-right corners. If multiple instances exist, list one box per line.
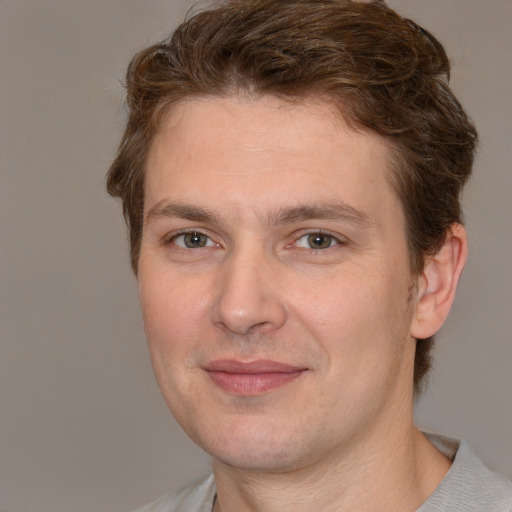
left=267, top=203, right=373, bottom=228
left=145, top=202, right=221, bottom=226
left=145, top=200, right=373, bottom=229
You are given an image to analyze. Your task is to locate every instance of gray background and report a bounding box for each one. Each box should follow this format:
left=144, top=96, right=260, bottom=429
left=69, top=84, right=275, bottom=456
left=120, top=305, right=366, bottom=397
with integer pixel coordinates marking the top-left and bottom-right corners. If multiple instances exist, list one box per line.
left=1, top=1, right=510, bottom=511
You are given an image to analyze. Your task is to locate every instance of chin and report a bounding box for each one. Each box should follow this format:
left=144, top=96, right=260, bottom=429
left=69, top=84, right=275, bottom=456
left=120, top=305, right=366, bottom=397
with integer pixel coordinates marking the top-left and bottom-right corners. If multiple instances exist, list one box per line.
left=190, top=417, right=310, bottom=473
left=210, top=445, right=303, bottom=473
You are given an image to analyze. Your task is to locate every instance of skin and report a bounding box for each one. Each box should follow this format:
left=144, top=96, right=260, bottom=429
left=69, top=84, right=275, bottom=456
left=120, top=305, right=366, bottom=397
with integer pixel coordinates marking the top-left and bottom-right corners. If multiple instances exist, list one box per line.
left=138, top=95, right=466, bottom=511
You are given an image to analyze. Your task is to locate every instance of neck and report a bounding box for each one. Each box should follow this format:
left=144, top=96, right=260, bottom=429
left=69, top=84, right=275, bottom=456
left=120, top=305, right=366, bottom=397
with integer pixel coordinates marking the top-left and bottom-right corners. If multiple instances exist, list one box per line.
left=211, top=392, right=450, bottom=512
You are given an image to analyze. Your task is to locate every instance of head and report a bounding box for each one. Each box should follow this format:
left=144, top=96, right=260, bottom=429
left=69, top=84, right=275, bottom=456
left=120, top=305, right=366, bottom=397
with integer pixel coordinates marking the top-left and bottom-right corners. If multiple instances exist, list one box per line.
left=107, top=0, right=476, bottom=393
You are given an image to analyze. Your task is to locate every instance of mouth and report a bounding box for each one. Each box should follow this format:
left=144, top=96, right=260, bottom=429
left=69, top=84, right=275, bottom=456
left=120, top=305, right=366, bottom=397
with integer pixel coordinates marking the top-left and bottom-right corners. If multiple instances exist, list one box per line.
left=203, top=359, right=307, bottom=396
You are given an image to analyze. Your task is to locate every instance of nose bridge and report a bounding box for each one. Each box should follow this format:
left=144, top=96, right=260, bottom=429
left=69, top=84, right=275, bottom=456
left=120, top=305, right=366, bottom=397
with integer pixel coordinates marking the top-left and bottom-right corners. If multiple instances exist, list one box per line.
left=211, top=240, right=286, bottom=335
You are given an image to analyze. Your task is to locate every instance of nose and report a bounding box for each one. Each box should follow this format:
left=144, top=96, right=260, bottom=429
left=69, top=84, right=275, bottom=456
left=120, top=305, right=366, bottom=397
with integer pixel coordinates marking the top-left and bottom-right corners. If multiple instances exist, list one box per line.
left=211, top=247, right=287, bottom=335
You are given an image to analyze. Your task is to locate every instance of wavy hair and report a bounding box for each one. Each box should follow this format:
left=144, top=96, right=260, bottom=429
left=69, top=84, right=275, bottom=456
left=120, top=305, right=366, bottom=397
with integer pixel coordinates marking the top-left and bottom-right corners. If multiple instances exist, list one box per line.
left=107, top=0, right=477, bottom=392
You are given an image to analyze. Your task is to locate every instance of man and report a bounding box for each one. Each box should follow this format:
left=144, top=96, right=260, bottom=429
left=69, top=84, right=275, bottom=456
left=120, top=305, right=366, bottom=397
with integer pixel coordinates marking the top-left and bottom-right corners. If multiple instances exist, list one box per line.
left=107, top=1, right=512, bottom=510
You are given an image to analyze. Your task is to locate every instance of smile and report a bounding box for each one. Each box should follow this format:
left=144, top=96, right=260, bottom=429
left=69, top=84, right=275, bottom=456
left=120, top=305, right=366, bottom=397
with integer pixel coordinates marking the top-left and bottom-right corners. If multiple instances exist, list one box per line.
left=204, top=359, right=307, bottom=396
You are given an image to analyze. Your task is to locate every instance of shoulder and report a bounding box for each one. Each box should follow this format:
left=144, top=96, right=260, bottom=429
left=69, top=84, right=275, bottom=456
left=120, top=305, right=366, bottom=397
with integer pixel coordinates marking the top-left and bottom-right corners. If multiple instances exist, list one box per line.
left=132, top=473, right=216, bottom=512
left=419, top=433, right=512, bottom=511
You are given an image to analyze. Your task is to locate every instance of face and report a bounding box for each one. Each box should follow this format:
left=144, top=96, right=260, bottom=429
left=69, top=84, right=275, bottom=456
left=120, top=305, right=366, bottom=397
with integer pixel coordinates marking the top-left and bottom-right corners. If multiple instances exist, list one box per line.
left=138, top=95, right=418, bottom=473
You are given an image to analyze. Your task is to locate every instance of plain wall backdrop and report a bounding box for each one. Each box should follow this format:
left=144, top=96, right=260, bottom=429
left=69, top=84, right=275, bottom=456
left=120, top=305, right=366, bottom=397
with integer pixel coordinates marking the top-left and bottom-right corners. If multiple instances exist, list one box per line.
left=1, top=1, right=511, bottom=511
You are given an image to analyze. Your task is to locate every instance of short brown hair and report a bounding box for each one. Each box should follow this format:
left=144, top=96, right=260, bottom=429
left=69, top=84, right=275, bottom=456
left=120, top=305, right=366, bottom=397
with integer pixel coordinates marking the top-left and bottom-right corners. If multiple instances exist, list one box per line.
left=107, top=0, right=477, bottom=391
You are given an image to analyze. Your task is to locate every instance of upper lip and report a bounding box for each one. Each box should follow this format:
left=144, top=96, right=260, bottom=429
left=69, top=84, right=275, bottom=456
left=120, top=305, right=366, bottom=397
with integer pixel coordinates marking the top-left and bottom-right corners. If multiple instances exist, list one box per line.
left=204, top=359, right=306, bottom=374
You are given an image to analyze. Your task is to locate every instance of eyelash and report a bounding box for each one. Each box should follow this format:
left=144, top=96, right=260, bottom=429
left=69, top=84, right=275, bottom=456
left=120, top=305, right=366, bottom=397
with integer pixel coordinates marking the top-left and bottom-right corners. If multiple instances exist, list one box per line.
left=166, top=230, right=218, bottom=249
left=292, top=231, right=344, bottom=250
left=165, top=230, right=345, bottom=251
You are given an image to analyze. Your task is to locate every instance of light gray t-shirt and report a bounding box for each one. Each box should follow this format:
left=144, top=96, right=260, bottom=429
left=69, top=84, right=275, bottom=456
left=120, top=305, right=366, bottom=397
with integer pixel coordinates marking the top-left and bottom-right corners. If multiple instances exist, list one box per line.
left=135, top=434, right=512, bottom=512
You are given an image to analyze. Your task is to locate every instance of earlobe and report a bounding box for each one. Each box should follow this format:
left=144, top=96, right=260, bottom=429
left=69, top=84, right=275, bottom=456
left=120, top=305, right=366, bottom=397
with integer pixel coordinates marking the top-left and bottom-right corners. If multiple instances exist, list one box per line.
left=410, top=223, right=468, bottom=339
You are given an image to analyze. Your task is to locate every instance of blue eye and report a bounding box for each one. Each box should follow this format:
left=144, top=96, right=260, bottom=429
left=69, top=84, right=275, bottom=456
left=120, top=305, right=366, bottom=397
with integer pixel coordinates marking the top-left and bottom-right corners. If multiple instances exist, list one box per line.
left=172, top=232, right=215, bottom=248
left=296, top=233, right=340, bottom=249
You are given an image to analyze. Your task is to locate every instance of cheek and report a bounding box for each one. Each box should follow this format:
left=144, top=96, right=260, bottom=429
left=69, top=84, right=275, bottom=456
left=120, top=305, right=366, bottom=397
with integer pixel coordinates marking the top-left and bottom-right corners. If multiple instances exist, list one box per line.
left=137, top=268, right=216, bottom=426
left=138, top=267, right=211, bottom=373
left=295, top=268, right=390, bottom=332
left=292, top=264, right=412, bottom=371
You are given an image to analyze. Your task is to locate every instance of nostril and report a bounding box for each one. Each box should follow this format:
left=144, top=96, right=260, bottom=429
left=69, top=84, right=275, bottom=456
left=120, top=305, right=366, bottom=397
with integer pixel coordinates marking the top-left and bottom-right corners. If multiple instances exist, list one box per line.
left=211, top=284, right=287, bottom=335
left=210, top=252, right=287, bottom=335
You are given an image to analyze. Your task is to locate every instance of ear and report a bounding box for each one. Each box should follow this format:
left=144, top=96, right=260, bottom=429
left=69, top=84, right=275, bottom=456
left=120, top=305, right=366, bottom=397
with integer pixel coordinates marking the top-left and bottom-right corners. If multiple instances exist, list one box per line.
left=410, top=223, right=468, bottom=339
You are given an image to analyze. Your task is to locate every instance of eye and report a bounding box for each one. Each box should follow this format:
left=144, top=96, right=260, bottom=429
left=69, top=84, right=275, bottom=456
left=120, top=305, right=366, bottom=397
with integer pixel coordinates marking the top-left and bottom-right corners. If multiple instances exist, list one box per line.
left=171, top=231, right=216, bottom=249
left=295, top=232, right=341, bottom=250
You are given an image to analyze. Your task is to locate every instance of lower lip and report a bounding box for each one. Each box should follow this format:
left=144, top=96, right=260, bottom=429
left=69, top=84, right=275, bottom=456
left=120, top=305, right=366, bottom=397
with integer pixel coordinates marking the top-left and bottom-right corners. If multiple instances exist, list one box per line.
left=207, top=370, right=304, bottom=395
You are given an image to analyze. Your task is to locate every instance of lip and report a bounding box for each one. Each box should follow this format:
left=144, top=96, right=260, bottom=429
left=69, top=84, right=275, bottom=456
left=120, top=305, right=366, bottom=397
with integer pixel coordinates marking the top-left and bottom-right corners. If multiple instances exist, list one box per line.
left=204, top=359, right=307, bottom=395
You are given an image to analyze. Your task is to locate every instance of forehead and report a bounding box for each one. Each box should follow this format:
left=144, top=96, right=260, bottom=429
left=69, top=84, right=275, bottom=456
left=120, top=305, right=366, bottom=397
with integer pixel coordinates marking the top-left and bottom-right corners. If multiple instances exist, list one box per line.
left=145, top=95, right=400, bottom=226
